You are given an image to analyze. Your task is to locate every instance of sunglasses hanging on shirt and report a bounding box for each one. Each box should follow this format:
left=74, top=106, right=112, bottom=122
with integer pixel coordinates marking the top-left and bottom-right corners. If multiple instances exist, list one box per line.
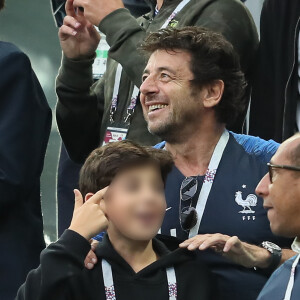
left=179, top=177, right=199, bottom=231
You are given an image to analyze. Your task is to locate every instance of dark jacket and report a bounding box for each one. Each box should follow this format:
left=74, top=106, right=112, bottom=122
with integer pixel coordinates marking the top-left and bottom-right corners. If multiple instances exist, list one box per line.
left=0, top=42, right=52, bottom=300
left=56, top=0, right=258, bottom=163
left=16, top=230, right=215, bottom=300
left=250, top=0, right=300, bottom=142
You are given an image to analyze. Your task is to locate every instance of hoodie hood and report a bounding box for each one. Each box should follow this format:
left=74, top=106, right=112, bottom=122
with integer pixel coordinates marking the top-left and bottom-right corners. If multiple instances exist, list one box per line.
left=95, top=233, right=195, bottom=277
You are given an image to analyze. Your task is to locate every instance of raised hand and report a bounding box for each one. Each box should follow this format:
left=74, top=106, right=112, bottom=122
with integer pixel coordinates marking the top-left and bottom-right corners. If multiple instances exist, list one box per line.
left=69, top=187, right=109, bottom=241
left=73, top=0, right=124, bottom=26
left=58, top=0, right=100, bottom=60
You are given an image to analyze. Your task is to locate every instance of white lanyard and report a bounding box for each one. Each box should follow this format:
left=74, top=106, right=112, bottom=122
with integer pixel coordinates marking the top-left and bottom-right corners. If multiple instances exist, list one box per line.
left=283, top=254, right=300, bottom=300
left=110, top=0, right=192, bottom=124
left=161, top=0, right=192, bottom=29
left=189, top=130, right=230, bottom=238
left=110, top=64, right=140, bottom=124
left=101, top=259, right=177, bottom=300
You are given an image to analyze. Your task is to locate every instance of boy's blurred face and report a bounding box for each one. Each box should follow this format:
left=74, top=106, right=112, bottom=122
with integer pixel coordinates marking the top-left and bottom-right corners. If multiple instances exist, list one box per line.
left=104, top=164, right=166, bottom=241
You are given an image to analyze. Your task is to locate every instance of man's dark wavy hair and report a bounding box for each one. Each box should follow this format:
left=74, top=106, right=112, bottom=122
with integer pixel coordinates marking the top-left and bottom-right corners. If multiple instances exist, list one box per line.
left=140, top=26, right=247, bottom=126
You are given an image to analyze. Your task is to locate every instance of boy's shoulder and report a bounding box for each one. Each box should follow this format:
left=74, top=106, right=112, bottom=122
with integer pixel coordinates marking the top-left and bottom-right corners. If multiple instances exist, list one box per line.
left=154, top=234, right=210, bottom=271
left=155, top=235, right=215, bottom=298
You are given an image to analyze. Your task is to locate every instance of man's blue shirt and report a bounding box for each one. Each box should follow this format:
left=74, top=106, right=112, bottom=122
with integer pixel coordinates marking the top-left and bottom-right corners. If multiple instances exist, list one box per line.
left=156, top=132, right=291, bottom=300
left=257, top=255, right=300, bottom=300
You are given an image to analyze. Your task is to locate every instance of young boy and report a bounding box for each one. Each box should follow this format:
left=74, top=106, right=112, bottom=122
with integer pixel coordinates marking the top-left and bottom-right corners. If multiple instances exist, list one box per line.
left=16, top=140, right=213, bottom=300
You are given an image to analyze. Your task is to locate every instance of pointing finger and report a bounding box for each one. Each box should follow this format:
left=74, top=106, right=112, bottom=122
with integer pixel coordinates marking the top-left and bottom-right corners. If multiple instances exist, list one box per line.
left=65, top=0, right=76, bottom=17
left=89, top=186, right=109, bottom=204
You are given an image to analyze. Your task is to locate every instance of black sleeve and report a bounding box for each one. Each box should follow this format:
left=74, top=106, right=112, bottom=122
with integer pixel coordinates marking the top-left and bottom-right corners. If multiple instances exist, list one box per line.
left=16, top=230, right=92, bottom=300
left=0, top=48, right=51, bottom=211
left=56, top=55, right=104, bottom=163
left=249, top=0, right=280, bottom=139
left=176, top=259, right=217, bottom=300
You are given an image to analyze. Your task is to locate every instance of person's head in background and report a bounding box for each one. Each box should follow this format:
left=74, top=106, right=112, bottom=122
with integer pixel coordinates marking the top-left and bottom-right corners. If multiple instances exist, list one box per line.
left=79, top=140, right=173, bottom=242
left=0, top=0, right=5, bottom=11
left=256, top=133, right=300, bottom=238
left=139, top=26, right=247, bottom=144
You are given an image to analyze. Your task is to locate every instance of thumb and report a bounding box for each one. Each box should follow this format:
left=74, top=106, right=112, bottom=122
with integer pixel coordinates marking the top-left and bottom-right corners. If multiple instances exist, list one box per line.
left=73, top=189, right=84, bottom=210
left=89, top=186, right=109, bottom=204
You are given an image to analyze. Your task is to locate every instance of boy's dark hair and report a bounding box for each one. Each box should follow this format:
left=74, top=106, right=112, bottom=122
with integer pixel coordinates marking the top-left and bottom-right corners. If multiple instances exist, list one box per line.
left=140, top=26, right=247, bottom=127
left=79, top=140, right=174, bottom=197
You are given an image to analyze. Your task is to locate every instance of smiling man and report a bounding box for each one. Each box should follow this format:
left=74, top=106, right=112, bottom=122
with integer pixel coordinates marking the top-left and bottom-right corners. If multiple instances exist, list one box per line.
left=255, top=134, right=300, bottom=300
left=138, top=26, right=295, bottom=300
left=56, top=0, right=258, bottom=163
left=55, top=0, right=259, bottom=242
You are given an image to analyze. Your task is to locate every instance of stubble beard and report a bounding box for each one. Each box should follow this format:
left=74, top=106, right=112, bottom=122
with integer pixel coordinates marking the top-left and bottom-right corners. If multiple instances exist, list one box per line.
left=147, top=109, right=188, bottom=144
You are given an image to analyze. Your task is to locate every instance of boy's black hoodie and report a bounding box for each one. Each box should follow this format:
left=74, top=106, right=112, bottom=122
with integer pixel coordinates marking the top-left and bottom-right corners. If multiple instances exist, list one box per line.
left=16, top=230, right=214, bottom=300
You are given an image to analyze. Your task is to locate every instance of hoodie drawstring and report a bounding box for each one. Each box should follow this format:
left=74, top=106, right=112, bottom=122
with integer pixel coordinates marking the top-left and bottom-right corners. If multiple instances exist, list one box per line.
left=101, top=259, right=177, bottom=299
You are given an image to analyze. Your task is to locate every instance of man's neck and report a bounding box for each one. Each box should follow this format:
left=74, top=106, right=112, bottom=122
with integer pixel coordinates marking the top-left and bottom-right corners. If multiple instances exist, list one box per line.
left=108, top=228, right=158, bottom=273
left=165, top=123, right=226, bottom=176
left=157, top=0, right=163, bottom=10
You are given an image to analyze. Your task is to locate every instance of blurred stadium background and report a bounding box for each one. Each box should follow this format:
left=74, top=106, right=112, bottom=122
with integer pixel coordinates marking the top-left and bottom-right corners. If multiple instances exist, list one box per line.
left=0, top=0, right=264, bottom=242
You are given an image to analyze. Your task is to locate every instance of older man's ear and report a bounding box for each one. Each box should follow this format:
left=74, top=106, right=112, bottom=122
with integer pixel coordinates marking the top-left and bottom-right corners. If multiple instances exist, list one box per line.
left=202, top=80, right=224, bottom=109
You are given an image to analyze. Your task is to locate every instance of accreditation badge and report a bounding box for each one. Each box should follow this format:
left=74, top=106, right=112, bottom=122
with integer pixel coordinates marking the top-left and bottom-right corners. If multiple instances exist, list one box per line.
left=102, top=127, right=128, bottom=146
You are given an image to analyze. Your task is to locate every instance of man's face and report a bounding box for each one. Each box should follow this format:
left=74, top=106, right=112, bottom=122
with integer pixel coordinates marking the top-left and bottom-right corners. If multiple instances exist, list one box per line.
left=140, top=49, right=204, bottom=143
left=104, top=164, right=166, bottom=241
left=256, top=138, right=300, bottom=237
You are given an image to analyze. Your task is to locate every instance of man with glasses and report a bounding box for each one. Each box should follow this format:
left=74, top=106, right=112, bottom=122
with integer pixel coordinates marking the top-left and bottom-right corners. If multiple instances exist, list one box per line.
left=254, top=134, right=300, bottom=299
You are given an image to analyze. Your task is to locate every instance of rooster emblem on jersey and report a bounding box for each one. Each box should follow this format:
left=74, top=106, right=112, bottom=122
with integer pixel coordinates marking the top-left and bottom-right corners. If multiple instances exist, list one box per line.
left=235, top=191, right=257, bottom=214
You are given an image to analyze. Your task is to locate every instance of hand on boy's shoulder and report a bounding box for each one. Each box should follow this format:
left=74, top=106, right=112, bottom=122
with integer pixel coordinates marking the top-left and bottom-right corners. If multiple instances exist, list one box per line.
left=68, top=188, right=109, bottom=241
left=84, top=240, right=99, bottom=269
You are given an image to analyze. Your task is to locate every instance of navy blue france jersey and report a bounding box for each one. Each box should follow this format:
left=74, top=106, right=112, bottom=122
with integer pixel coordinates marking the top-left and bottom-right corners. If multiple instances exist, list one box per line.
left=155, top=132, right=293, bottom=300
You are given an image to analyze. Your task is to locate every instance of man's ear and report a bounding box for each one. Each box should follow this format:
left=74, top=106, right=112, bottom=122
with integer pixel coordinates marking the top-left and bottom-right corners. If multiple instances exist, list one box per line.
left=85, top=193, right=94, bottom=202
left=202, top=80, right=224, bottom=108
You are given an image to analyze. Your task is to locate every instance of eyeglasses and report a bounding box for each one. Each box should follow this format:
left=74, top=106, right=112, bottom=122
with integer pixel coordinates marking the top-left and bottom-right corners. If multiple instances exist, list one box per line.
left=267, top=163, right=300, bottom=183
left=179, top=177, right=198, bottom=231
